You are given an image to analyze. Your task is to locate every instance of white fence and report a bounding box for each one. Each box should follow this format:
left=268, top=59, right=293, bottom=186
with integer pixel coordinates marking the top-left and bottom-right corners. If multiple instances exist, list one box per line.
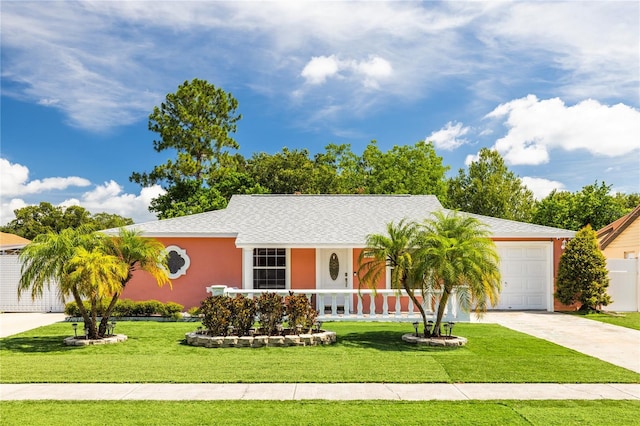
left=0, top=255, right=65, bottom=312
left=606, top=258, right=639, bottom=312
left=206, top=285, right=470, bottom=322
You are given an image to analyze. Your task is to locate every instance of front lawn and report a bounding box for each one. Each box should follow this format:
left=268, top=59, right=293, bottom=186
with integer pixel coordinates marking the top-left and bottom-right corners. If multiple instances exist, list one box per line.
left=576, top=312, right=640, bottom=331
left=1, top=321, right=638, bottom=383
left=2, top=400, right=639, bottom=425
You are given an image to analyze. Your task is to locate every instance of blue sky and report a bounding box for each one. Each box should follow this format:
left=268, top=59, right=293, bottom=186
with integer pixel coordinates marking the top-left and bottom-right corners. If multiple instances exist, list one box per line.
left=1, top=1, right=639, bottom=225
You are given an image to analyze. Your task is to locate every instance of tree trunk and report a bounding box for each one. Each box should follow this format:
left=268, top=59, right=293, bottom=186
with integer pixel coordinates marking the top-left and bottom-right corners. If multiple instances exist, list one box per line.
left=99, top=292, right=121, bottom=336
left=99, top=271, right=132, bottom=336
left=432, top=288, right=451, bottom=337
left=71, top=287, right=97, bottom=339
left=403, top=283, right=431, bottom=337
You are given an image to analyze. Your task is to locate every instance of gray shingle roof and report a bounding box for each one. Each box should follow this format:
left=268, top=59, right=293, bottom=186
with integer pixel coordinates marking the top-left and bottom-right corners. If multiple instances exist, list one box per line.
left=120, top=194, right=575, bottom=246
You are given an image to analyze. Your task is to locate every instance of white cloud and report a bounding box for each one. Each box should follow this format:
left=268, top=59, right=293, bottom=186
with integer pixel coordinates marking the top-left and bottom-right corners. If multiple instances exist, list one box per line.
left=486, top=95, right=640, bottom=165
left=2, top=2, right=637, bottom=133
left=521, top=177, right=565, bottom=200
left=300, top=55, right=393, bottom=89
left=427, top=121, right=470, bottom=151
left=0, top=159, right=163, bottom=225
left=0, top=158, right=91, bottom=197
left=67, top=181, right=164, bottom=223
left=301, top=55, right=340, bottom=85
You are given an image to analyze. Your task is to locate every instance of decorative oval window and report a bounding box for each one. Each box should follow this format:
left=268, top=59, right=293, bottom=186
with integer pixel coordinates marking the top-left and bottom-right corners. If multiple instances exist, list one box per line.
left=165, top=245, right=190, bottom=279
left=329, top=253, right=340, bottom=281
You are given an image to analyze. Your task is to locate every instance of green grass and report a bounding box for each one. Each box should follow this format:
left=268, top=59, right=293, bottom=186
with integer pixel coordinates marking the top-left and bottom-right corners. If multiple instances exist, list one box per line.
left=1, top=321, right=638, bottom=383
left=575, top=312, right=640, bottom=331
left=2, top=400, right=639, bottom=425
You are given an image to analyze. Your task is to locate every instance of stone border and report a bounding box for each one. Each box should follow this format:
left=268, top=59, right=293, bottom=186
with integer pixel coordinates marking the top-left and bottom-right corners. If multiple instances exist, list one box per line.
left=63, top=334, right=128, bottom=346
left=185, top=330, right=337, bottom=348
left=401, top=333, right=467, bottom=347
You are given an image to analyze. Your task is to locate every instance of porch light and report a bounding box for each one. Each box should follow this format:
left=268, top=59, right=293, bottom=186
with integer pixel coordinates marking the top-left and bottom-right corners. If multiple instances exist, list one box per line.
left=72, top=323, right=78, bottom=338
left=412, top=321, right=419, bottom=337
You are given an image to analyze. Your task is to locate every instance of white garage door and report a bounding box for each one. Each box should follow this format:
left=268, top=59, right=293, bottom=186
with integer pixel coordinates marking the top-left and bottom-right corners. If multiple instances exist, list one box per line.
left=493, top=242, right=551, bottom=310
left=0, top=255, right=66, bottom=312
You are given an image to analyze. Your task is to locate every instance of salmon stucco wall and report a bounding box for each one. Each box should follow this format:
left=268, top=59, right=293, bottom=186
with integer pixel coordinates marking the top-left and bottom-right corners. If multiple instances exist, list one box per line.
left=121, top=237, right=242, bottom=310
left=291, top=248, right=316, bottom=290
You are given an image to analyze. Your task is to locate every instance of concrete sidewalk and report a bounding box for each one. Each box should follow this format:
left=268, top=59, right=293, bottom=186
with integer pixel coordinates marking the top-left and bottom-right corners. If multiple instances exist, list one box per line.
left=1, top=383, right=639, bottom=401
left=475, top=312, right=640, bottom=374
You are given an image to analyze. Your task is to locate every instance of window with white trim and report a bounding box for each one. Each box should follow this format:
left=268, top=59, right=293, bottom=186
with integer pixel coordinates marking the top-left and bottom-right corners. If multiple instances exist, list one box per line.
left=165, top=245, right=190, bottom=279
left=253, top=248, right=286, bottom=289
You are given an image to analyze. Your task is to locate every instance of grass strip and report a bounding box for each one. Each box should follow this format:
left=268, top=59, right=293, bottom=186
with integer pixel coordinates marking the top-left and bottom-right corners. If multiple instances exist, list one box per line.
left=1, top=321, right=638, bottom=383
left=571, top=312, right=640, bottom=331
left=1, top=400, right=639, bottom=425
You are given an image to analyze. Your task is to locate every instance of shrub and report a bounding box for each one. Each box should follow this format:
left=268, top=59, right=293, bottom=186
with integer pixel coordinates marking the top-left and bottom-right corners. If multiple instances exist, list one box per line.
left=64, top=300, right=105, bottom=317
left=285, top=293, right=318, bottom=334
left=555, top=225, right=611, bottom=312
left=231, top=295, right=257, bottom=337
left=200, top=295, right=233, bottom=336
left=256, top=292, right=285, bottom=336
left=112, top=299, right=136, bottom=317
left=162, top=302, right=184, bottom=316
left=187, top=306, right=201, bottom=317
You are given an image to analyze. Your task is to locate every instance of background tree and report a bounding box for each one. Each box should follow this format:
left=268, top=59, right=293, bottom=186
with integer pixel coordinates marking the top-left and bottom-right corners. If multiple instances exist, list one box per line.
left=130, top=78, right=241, bottom=218
left=1, top=203, right=133, bottom=240
left=416, top=211, right=501, bottom=336
left=363, top=140, right=449, bottom=199
left=555, top=225, right=611, bottom=312
left=247, top=148, right=320, bottom=194
left=532, top=181, right=632, bottom=231
left=446, top=148, right=535, bottom=222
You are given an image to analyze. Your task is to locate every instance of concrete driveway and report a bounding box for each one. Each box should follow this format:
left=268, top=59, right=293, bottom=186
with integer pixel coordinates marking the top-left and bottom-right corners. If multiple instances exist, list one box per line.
left=0, top=313, right=67, bottom=338
left=475, top=311, right=640, bottom=374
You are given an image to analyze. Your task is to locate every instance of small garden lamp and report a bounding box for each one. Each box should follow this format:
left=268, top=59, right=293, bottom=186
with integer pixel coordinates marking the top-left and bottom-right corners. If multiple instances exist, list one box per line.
left=111, top=321, right=116, bottom=335
left=227, top=324, right=234, bottom=336
left=447, top=321, right=455, bottom=337
left=72, top=323, right=78, bottom=338
left=296, top=324, right=302, bottom=335
left=315, top=321, right=323, bottom=333
left=412, top=321, right=419, bottom=337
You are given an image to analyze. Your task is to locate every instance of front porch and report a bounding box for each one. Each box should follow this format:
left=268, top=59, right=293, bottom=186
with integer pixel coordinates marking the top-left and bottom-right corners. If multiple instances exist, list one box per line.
left=206, top=286, right=470, bottom=322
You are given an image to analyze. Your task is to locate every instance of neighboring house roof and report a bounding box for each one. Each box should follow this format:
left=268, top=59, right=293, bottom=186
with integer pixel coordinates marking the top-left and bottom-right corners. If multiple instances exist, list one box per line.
left=0, top=232, right=31, bottom=251
left=118, top=194, right=575, bottom=247
left=597, top=204, right=640, bottom=250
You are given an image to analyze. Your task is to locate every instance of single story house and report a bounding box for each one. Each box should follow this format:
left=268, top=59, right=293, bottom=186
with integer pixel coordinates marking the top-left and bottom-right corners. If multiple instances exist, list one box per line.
left=119, top=194, right=575, bottom=313
left=597, top=204, right=640, bottom=259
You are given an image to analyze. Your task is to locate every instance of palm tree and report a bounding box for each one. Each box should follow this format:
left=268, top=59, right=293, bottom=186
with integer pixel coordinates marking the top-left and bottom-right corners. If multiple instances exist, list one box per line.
left=65, top=246, right=129, bottom=337
left=357, top=219, right=432, bottom=335
left=19, top=227, right=171, bottom=339
left=417, top=211, right=501, bottom=336
left=18, top=226, right=107, bottom=337
left=97, top=228, right=171, bottom=336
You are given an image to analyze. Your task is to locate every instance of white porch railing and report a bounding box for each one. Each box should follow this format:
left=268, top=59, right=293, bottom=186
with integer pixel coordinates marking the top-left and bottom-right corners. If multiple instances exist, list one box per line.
left=206, top=286, right=470, bottom=322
